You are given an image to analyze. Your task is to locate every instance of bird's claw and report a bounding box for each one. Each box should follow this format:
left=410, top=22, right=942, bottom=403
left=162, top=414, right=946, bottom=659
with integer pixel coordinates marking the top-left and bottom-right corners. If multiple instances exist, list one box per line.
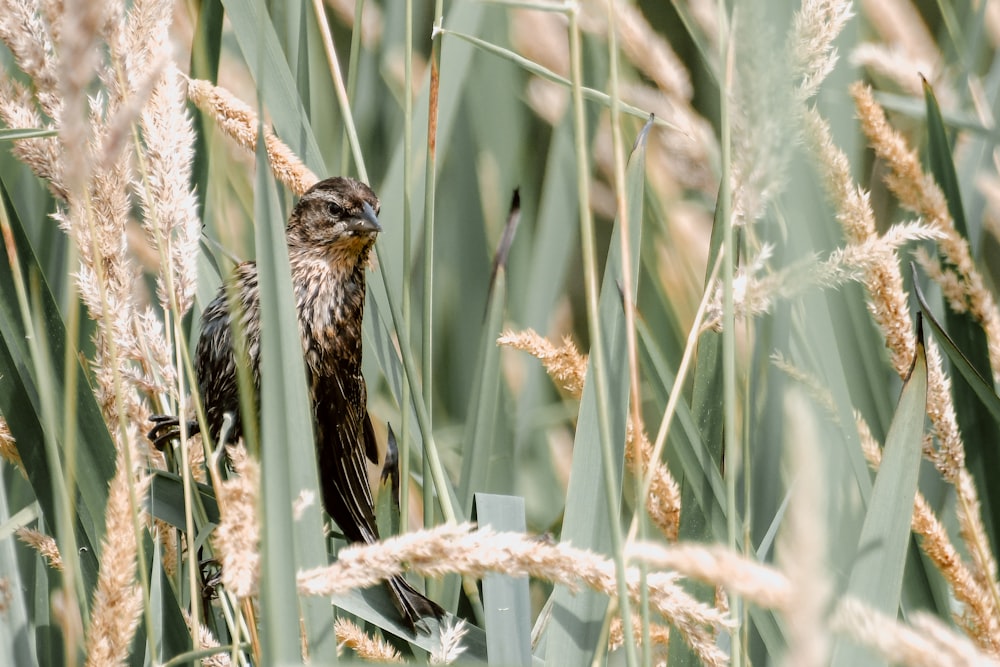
left=147, top=414, right=199, bottom=450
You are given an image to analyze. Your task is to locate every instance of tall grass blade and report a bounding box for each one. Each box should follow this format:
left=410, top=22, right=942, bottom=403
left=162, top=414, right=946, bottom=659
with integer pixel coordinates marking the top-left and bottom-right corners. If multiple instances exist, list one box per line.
left=668, top=188, right=727, bottom=667
left=147, top=471, right=220, bottom=529
left=541, top=123, right=646, bottom=666
left=913, top=268, right=1000, bottom=422
left=0, top=128, right=56, bottom=141
left=458, top=192, right=518, bottom=515
left=0, top=187, right=115, bottom=596
left=220, top=0, right=326, bottom=172
left=473, top=493, right=532, bottom=666
left=0, top=474, right=36, bottom=666
left=923, top=80, right=1000, bottom=552
left=831, top=320, right=928, bottom=667
left=253, top=127, right=322, bottom=662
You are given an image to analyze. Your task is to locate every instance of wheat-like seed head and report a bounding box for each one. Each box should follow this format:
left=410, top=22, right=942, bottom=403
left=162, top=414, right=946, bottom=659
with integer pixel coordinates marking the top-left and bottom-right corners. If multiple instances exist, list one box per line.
left=213, top=444, right=262, bottom=599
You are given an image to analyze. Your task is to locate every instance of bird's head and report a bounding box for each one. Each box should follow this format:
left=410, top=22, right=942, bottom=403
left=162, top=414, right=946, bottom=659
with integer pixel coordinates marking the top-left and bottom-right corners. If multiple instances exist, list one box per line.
left=286, top=177, right=381, bottom=263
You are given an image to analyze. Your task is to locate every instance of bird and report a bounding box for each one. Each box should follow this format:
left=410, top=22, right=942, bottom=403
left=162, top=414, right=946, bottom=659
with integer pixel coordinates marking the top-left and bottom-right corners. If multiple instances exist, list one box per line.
left=149, top=176, right=444, bottom=632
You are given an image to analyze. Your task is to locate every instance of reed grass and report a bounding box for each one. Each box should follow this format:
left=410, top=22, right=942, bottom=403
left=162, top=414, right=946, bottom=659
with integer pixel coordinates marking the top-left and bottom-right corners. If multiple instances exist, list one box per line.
left=2, top=0, right=1000, bottom=665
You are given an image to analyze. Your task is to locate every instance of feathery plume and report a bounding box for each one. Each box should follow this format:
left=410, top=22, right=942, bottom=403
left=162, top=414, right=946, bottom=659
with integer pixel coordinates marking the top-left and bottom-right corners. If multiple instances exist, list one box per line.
left=499, top=329, right=681, bottom=540
left=0, top=419, right=24, bottom=477
left=587, top=0, right=692, bottom=101
left=858, top=0, right=940, bottom=75
left=212, top=444, right=261, bottom=599
left=136, top=63, right=201, bottom=317
left=16, top=527, right=64, bottom=570
left=703, top=222, right=944, bottom=330
left=182, top=611, right=232, bottom=667
left=851, top=84, right=1000, bottom=601
left=300, top=523, right=731, bottom=665
left=186, top=78, right=318, bottom=196
left=608, top=616, right=671, bottom=657
left=857, top=414, right=1000, bottom=654
left=832, top=596, right=999, bottom=667
left=778, top=391, right=831, bottom=667
left=431, top=618, right=470, bottom=665
left=498, top=329, right=587, bottom=397
left=335, top=617, right=403, bottom=663
left=84, top=441, right=151, bottom=667
left=850, top=43, right=930, bottom=97
left=791, top=0, right=854, bottom=102
left=851, top=83, right=1000, bottom=381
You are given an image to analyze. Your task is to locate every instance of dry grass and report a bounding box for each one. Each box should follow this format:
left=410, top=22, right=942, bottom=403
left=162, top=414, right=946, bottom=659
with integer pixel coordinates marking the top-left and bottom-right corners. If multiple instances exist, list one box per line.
left=1, top=0, right=999, bottom=665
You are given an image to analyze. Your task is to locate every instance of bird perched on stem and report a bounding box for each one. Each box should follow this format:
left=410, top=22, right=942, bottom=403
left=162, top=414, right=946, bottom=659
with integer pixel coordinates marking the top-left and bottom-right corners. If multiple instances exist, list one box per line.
left=150, top=176, right=443, bottom=632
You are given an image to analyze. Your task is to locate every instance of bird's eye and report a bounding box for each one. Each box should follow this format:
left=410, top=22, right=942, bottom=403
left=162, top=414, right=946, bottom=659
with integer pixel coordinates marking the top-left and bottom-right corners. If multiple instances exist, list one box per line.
left=327, top=201, right=344, bottom=217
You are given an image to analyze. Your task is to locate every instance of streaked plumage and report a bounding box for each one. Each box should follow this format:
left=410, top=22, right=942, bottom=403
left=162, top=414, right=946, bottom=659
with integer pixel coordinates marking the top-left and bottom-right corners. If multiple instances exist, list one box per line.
left=152, top=177, right=442, bottom=631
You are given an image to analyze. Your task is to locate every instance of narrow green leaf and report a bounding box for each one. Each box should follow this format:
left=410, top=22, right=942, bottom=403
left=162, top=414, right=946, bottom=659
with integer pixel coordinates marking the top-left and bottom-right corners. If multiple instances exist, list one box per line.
left=0, top=128, right=57, bottom=142
left=923, top=81, right=1000, bottom=553
left=254, top=126, right=322, bottom=662
left=146, top=471, right=220, bottom=530
left=458, top=193, right=517, bottom=516
left=332, top=587, right=489, bottom=661
left=0, top=186, right=115, bottom=598
left=188, top=0, right=224, bottom=231
left=220, top=0, right=326, bottom=173
left=541, top=121, right=647, bottom=665
left=924, top=79, right=969, bottom=236
left=668, top=181, right=727, bottom=667
left=912, top=268, right=1000, bottom=422
left=473, top=493, right=532, bottom=667
left=635, top=317, right=785, bottom=655
left=0, top=474, right=38, bottom=667
left=831, top=322, right=928, bottom=667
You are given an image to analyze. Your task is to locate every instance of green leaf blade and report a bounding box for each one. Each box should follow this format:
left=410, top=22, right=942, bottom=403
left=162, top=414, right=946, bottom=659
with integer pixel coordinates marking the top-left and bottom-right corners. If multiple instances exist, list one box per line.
left=831, top=325, right=928, bottom=667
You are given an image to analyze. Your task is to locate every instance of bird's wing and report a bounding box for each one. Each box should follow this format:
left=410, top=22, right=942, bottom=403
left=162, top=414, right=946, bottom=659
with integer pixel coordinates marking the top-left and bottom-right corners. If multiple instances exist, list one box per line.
left=195, top=262, right=260, bottom=441
left=315, top=371, right=380, bottom=543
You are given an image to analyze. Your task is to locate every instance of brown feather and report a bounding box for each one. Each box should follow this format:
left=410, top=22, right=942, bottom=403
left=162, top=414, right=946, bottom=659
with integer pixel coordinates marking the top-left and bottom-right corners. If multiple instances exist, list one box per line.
left=189, top=177, right=443, bottom=631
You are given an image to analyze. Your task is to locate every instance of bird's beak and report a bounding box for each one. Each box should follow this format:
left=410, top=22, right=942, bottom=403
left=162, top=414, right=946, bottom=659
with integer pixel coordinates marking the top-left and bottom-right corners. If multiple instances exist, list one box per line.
left=351, top=201, right=382, bottom=234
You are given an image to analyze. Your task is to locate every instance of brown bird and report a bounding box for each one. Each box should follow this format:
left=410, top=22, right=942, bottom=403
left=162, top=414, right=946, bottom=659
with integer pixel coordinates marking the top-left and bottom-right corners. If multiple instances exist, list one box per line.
left=150, top=176, right=443, bottom=632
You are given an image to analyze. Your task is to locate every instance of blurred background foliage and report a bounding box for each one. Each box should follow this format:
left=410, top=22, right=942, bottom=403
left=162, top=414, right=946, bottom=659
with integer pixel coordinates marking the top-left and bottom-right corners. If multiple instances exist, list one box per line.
left=3, top=0, right=1000, bottom=664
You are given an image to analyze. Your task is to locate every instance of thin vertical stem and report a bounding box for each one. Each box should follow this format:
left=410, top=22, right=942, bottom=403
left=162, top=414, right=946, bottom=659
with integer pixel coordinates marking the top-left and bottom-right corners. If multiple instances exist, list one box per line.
left=399, top=0, right=415, bottom=536
left=421, top=0, right=445, bottom=532
left=339, top=0, right=366, bottom=174
left=719, top=3, right=741, bottom=664
left=568, top=8, right=637, bottom=667
left=604, top=0, right=647, bottom=662
left=0, top=209, right=86, bottom=653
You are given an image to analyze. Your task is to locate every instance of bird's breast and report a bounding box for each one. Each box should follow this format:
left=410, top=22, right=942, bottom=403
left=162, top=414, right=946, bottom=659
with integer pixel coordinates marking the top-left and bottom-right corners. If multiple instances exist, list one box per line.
left=293, top=261, right=366, bottom=371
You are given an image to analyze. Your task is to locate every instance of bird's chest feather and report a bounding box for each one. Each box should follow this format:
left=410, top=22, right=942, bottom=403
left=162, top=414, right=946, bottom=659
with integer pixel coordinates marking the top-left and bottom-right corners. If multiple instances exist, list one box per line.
left=293, top=259, right=366, bottom=393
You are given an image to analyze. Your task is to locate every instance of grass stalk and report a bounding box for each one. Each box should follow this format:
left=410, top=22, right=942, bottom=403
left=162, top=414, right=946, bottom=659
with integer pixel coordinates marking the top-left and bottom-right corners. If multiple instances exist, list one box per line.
left=0, top=209, right=85, bottom=650
left=421, top=0, right=446, bottom=534
left=80, top=188, right=158, bottom=660
left=313, top=0, right=364, bottom=173
left=400, top=0, right=415, bottom=540
left=567, top=7, right=637, bottom=666
left=603, top=0, right=648, bottom=662
left=57, top=230, right=85, bottom=631
left=340, top=0, right=366, bottom=175
left=718, top=3, right=741, bottom=663
left=438, top=29, right=679, bottom=130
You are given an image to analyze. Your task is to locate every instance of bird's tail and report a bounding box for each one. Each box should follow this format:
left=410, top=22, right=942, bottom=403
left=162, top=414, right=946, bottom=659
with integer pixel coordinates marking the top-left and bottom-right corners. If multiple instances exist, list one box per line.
left=386, top=575, right=445, bottom=634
